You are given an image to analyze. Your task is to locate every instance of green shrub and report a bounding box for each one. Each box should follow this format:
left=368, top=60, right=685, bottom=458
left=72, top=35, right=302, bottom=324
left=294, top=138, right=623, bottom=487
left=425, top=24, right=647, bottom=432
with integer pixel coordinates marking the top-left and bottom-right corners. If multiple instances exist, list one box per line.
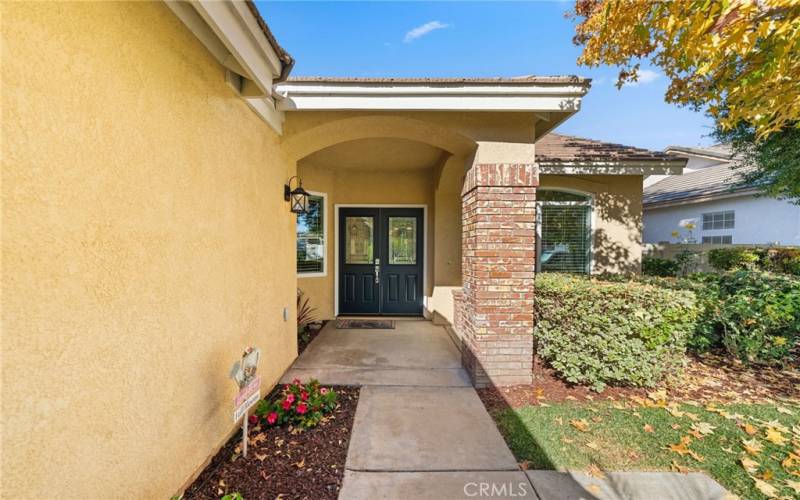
left=708, top=247, right=760, bottom=271
left=688, top=271, right=800, bottom=362
left=763, top=248, right=800, bottom=276
left=534, top=273, right=698, bottom=391
left=642, top=256, right=679, bottom=277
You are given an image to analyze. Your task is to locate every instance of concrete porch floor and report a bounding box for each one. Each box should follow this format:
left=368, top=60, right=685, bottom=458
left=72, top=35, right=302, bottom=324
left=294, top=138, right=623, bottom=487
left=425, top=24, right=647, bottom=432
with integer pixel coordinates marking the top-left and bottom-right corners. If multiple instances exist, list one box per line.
left=281, top=319, right=471, bottom=387
left=282, top=320, right=729, bottom=499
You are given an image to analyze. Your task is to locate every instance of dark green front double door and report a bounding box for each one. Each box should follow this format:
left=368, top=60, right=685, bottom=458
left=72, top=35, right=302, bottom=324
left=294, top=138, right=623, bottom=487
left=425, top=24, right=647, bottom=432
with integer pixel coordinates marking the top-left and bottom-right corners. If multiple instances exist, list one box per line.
left=339, top=207, right=424, bottom=315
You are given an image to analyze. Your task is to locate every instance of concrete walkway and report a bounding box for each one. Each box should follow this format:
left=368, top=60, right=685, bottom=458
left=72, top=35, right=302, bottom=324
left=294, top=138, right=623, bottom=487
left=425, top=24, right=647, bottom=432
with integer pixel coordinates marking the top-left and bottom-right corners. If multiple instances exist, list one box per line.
left=282, top=320, right=729, bottom=500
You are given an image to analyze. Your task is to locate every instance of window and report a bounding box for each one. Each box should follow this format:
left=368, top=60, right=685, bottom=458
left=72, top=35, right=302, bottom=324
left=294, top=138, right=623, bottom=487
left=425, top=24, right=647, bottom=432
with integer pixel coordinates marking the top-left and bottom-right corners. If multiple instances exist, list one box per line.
left=536, top=190, right=592, bottom=274
left=702, top=211, right=735, bottom=230
left=297, top=193, right=326, bottom=275
left=702, top=235, right=733, bottom=244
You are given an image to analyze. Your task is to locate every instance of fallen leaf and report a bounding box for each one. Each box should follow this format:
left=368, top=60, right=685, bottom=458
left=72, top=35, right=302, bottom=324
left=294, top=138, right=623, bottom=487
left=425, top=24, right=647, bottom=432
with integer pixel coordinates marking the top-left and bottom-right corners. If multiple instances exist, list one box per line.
left=692, top=422, right=716, bottom=436
left=255, top=453, right=267, bottom=462
left=648, top=389, right=667, bottom=402
left=294, top=458, right=305, bottom=468
left=742, top=423, right=758, bottom=435
left=760, top=470, right=774, bottom=481
left=554, top=417, right=563, bottom=426
left=766, top=427, right=789, bottom=446
left=743, top=438, right=763, bottom=456
left=671, top=423, right=681, bottom=430
left=570, top=419, right=590, bottom=432
left=562, top=437, right=575, bottom=444
left=586, top=463, right=605, bottom=479
left=753, top=478, right=778, bottom=498
left=535, top=388, right=545, bottom=399
left=785, top=479, right=800, bottom=494
left=765, top=420, right=789, bottom=433
left=777, top=407, right=794, bottom=415
left=585, top=441, right=599, bottom=450
left=741, top=456, right=760, bottom=473
left=643, top=424, right=654, bottom=433
left=667, top=406, right=685, bottom=418
left=585, top=483, right=602, bottom=495
left=670, top=460, right=689, bottom=473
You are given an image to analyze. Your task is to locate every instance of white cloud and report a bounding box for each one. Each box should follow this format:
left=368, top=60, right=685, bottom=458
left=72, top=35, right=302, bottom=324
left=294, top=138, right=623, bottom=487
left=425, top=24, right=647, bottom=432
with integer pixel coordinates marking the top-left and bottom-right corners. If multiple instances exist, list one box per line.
left=404, top=21, right=449, bottom=43
left=625, top=69, right=660, bottom=87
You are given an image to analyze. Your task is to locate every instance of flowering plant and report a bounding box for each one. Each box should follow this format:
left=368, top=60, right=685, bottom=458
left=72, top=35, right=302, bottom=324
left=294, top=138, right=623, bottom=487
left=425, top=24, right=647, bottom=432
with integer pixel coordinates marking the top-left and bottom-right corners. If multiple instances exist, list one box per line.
left=255, top=378, right=337, bottom=429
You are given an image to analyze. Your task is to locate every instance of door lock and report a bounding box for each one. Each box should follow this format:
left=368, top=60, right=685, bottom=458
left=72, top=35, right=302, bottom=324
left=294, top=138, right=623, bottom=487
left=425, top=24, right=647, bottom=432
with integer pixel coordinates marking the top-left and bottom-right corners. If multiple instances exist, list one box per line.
left=374, top=258, right=380, bottom=284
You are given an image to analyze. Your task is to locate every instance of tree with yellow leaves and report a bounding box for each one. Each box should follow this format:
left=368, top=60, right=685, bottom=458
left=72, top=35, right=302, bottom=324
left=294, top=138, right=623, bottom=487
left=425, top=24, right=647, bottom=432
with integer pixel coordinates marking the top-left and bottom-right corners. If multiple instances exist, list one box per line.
left=573, top=0, right=800, bottom=201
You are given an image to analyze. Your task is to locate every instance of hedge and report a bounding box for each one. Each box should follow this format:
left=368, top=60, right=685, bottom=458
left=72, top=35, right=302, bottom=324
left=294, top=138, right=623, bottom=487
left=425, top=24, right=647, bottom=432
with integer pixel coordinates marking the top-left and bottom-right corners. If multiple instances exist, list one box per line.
left=534, top=273, right=698, bottom=391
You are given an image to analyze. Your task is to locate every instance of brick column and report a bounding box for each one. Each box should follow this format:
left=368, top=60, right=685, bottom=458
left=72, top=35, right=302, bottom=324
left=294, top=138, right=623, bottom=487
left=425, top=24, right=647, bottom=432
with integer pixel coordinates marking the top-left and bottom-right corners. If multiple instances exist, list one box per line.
left=460, top=164, right=537, bottom=387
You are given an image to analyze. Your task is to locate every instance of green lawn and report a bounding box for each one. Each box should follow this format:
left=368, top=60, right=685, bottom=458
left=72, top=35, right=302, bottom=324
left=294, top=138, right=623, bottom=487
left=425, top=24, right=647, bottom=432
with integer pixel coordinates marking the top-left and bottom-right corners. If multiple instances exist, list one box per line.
left=492, top=399, right=800, bottom=499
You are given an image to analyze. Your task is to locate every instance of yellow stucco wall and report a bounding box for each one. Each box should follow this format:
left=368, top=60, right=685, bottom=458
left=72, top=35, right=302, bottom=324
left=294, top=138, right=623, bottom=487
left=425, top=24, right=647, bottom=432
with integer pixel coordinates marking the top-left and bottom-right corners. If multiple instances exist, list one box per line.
left=2, top=2, right=297, bottom=498
left=296, top=163, right=436, bottom=319
left=539, top=174, right=644, bottom=274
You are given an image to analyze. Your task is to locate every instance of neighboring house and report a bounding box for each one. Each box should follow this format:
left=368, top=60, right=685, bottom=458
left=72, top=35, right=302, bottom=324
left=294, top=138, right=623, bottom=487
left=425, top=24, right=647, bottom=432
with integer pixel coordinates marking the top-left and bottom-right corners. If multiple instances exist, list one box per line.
left=643, top=145, right=800, bottom=245
left=3, top=1, right=684, bottom=498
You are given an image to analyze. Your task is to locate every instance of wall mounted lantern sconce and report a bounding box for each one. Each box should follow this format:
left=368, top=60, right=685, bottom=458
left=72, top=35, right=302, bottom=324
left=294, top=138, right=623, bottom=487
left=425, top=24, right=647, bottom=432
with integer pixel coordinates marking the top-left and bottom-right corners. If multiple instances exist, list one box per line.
left=284, top=176, right=309, bottom=214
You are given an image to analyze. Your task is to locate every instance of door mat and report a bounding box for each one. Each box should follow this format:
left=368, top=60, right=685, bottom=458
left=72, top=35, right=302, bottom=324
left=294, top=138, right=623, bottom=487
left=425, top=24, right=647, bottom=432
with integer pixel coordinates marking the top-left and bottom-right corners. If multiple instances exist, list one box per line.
left=335, top=319, right=396, bottom=329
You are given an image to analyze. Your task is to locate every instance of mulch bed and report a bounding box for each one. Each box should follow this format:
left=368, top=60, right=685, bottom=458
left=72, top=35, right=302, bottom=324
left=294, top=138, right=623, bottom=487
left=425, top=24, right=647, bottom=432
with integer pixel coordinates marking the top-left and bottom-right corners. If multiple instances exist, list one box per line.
left=478, top=358, right=647, bottom=412
left=478, top=352, right=800, bottom=413
left=297, top=321, right=327, bottom=355
left=667, top=351, right=800, bottom=404
left=183, top=386, right=359, bottom=500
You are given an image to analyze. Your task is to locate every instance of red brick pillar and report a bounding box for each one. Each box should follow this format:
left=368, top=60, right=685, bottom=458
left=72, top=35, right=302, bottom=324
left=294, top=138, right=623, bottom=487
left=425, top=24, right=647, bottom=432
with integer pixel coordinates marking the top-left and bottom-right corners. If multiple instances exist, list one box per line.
left=460, top=164, right=537, bottom=387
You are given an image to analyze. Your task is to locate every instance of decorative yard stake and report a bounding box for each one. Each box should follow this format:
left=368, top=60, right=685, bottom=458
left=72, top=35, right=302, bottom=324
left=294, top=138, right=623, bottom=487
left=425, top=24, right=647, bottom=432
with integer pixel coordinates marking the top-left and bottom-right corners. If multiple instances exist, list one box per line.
left=230, top=347, right=261, bottom=458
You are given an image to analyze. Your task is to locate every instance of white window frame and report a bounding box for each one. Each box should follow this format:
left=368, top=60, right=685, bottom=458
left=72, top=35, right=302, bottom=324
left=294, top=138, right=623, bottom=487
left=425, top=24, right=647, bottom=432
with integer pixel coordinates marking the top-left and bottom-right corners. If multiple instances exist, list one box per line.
left=297, top=191, right=328, bottom=278
left=535, top=188, right=594, bottom=274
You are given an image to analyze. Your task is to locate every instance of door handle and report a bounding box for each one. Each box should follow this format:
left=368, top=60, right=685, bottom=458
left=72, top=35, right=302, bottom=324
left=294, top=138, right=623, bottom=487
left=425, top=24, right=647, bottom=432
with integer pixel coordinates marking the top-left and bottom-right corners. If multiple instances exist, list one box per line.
left=374, top=258, right=380, bottom=284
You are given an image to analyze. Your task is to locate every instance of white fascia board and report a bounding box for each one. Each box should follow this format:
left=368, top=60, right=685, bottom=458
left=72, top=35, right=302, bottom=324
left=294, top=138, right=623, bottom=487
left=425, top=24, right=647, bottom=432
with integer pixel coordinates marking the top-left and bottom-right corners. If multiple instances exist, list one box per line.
left=167, top=1, right=285, bottom=134
left=538, top=162, right=686, bottom=175
left=191, top=1, right=281, bottom=95
left=244, top=97, right=283, bottom=134
left=274, top=82, right=589, bottom=112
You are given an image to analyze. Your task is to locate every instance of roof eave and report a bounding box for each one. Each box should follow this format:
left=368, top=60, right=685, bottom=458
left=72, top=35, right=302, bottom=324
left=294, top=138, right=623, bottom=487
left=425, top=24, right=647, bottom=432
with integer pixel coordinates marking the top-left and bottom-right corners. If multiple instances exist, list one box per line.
left=274, top=80, right=591, bottom=112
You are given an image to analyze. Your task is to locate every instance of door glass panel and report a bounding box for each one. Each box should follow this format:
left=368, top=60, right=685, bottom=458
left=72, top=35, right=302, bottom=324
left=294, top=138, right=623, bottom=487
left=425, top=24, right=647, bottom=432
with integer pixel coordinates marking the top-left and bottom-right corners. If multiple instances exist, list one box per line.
left=388, top=217, right=417, bottom=265
left=345, top=216, right=374, bottom=264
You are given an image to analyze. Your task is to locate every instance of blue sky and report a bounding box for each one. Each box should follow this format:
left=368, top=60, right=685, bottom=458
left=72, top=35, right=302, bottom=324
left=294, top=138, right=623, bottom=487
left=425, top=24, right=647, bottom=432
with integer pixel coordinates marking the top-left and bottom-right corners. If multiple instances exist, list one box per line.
left=256, top=1, right=715, bottom=151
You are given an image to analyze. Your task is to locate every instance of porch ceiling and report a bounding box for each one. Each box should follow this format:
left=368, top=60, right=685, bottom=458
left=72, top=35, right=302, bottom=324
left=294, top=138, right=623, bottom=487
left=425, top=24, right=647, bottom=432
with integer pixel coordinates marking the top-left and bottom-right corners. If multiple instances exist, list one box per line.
left=298, top=138, right=446, bottom=171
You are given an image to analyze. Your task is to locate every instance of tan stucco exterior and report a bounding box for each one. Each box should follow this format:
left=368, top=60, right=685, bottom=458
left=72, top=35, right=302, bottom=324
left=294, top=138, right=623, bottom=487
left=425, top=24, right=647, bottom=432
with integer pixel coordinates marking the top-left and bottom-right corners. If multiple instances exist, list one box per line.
left=2, top=2, right=297, bottom=498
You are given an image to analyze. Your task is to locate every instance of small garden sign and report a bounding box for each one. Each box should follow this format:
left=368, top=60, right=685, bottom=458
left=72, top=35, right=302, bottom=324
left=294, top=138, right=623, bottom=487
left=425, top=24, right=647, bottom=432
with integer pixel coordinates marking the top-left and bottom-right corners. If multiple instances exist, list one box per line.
left=229, top=347, right=261, bottom=457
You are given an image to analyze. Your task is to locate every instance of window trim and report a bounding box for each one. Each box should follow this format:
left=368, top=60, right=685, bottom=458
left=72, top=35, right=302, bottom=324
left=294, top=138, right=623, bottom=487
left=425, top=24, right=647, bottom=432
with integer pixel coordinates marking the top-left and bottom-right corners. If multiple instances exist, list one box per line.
left=535, top=188, right=594, bottom=274
left=297, top=190, right=328, bottom=278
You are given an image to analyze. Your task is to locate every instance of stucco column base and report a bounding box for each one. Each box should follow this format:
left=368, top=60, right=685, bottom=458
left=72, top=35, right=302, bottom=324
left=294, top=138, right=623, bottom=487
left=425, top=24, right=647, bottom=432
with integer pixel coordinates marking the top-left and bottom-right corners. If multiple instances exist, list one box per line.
left=459, top=164, right=537, bottom=388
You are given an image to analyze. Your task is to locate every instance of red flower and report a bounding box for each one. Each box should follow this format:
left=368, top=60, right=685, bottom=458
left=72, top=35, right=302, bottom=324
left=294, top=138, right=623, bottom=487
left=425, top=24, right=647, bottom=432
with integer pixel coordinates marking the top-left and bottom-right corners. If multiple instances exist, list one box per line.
left=292, top=378, right=302, bottom=386
left=248, top=415, right=258, bottom=425
left=281, top=398, right=292, bottom=411
left=267, top=412, right=278, bottom=425
left=296, top=402, right=308, bottom=415
left=301, top=391, right=309, bottom=401
left=320, top=388, right=329, bottom=395
left=285, top=393, right=295, bottom=404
